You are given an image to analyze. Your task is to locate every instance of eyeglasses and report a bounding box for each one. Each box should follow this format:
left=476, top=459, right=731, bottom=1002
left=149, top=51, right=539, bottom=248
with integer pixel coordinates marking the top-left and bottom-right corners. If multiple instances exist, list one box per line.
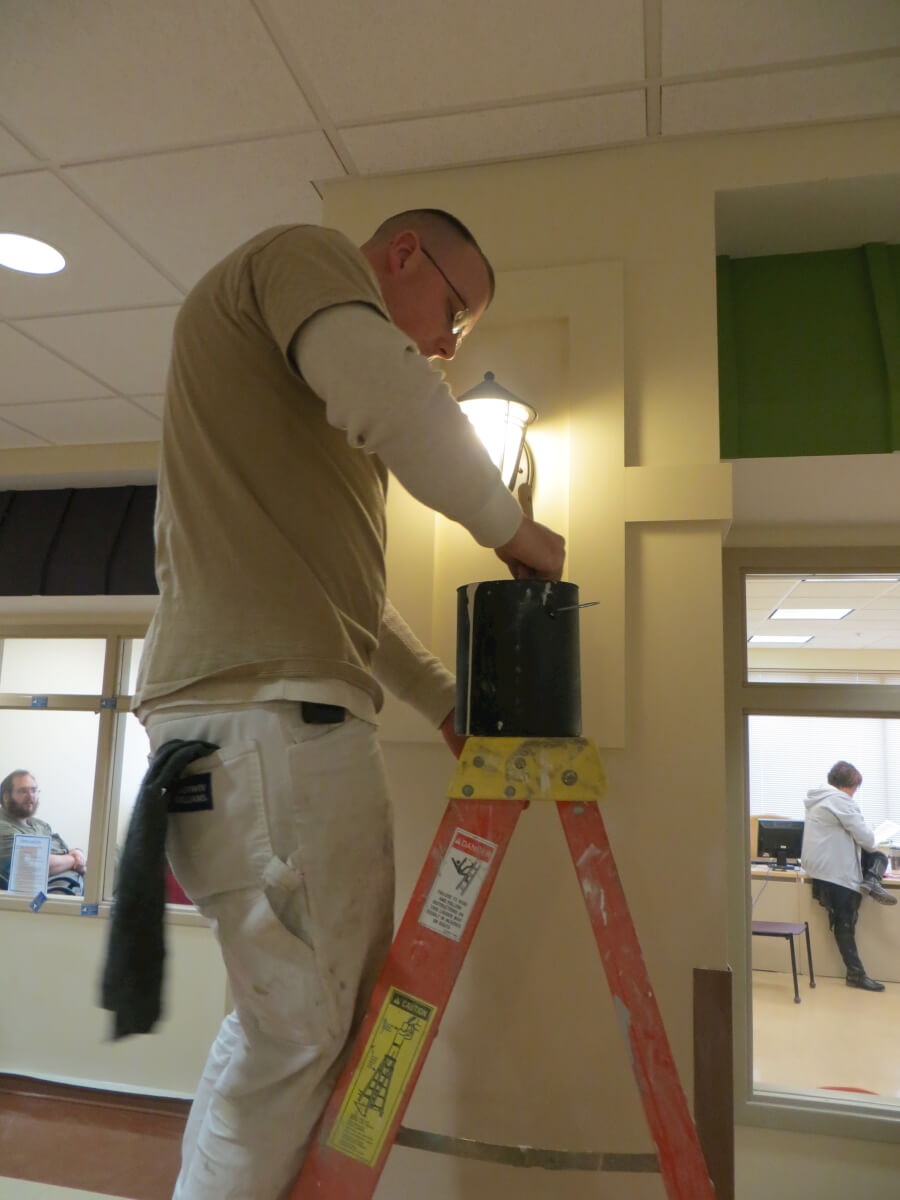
left=419, top=245, right=472, bottom=340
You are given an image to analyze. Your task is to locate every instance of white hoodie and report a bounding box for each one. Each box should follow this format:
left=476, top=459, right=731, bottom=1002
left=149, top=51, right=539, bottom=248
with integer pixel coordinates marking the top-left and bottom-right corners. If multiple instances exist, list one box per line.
left=801, top=785, right=876, bottom=892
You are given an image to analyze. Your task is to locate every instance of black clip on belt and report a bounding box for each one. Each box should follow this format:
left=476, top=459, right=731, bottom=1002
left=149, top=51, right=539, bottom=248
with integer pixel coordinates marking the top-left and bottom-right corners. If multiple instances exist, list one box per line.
left=301, top=701, right=346, bottom=725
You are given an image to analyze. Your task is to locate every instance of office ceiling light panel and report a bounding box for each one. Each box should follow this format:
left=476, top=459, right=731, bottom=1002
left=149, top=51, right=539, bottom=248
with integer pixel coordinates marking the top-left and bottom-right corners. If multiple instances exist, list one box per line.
left=770, top=607, right=852, bottom=620
left=749, top=635, right=813, bottom=644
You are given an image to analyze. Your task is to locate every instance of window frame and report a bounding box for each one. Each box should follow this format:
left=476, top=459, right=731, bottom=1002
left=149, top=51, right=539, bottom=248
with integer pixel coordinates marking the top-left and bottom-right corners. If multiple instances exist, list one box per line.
left=725, top=545, right=900, bottom=1142
left=0, top=622, right=202, bottom=927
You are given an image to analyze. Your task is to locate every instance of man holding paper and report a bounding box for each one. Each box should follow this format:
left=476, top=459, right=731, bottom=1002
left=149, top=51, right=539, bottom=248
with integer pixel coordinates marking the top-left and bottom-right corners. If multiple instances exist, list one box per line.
left=0, top=770, right=85, bottom=892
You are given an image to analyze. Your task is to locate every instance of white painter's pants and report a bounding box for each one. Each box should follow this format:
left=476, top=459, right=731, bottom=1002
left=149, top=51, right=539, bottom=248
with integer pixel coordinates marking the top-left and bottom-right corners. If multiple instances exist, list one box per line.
left=146, top=702, right=395, bottom=1200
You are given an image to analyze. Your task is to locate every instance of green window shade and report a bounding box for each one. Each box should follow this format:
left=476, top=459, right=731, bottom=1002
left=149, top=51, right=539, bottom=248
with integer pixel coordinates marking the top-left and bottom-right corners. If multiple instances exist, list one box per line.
left=718, top=244, right=900, bottom=459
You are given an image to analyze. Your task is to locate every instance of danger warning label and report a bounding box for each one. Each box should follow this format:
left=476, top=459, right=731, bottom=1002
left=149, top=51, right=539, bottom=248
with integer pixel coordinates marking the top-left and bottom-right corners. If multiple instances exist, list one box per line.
left=417, top=827, right=497, bottom=941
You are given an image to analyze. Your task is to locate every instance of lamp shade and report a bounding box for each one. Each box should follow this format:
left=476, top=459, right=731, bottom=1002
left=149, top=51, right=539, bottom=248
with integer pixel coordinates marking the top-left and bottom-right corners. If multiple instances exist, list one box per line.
left=457, top=372, right=536, bottom=490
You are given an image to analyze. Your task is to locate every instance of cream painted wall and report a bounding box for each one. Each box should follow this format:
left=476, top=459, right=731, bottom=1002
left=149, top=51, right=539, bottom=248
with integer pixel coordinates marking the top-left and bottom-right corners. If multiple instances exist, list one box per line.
left=324, top=115, right=900, bottom=1195
left=0, top=907, right=224, bottom=1095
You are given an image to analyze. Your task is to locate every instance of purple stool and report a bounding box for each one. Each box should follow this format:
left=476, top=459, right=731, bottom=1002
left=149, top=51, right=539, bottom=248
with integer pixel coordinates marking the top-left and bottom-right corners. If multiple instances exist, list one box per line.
left=751, top=920, right=816, bottom=1003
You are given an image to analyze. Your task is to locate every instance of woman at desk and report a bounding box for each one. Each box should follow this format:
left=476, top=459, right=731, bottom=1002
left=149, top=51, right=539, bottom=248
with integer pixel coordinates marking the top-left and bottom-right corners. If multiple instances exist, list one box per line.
left=802, top=760, right=897, bottom=993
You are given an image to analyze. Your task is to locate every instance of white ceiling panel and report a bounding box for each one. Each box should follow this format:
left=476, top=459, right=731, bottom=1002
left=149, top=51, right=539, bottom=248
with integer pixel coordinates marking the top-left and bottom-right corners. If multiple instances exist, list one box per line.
left=662, top=0, right=900, bottom=75
left=0, top=172, right=182, bottom=319
left=0, top=324, right=113, bottom=405
left=0, top=0, right=316, bottom=161
left=793, top=582, right=900, bottom=600
left=343, top=91, right=647, bottom=174
left=271, top=0, right=645, bottom=123
left=67, top=134, right=338, bottom=290
left=0, top=398, right=162, bottom=446
left=867, top=634, right=900, bottom=649
left=664, top=57, right=900, bottom=136
left=0, top=125, right=37, bottom=172
left=0, top=418, right=50, bottom=449
left=12, top=307, right=180, bottom=395
left=129, top=395, right=165, bottom=421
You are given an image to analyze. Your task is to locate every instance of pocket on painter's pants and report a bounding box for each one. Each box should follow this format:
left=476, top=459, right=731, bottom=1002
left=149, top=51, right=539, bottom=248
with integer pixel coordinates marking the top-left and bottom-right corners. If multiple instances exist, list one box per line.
left=166, top=739, right=338, bottom=1046
left=165, top=741, right=270, bottom=903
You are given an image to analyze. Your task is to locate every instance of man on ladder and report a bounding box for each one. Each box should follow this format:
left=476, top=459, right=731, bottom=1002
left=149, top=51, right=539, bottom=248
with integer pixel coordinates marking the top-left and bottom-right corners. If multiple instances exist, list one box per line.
left=133, top=207, right=565, bottom=1200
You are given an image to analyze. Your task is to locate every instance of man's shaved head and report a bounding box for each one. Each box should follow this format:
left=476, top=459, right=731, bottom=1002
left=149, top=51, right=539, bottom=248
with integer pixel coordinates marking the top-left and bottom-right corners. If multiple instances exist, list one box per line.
left=361, top=207, right=495, bottom=360
left=367, top=208, right=494, bottom=302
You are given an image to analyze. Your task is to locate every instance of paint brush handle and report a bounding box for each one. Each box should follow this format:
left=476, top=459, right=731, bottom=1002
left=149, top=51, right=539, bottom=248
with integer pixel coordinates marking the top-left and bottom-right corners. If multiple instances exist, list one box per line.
left=517, top=482, right=534, bottom=520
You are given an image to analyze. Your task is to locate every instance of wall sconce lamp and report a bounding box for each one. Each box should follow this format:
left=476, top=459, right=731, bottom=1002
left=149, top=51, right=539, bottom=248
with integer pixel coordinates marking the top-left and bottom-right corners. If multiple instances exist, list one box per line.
left=457, top=371, right=536, bottom=492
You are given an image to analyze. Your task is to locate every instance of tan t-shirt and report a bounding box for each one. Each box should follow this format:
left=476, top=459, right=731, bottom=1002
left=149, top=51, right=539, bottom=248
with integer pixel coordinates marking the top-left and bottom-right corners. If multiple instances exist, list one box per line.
left=136, top=225, right=395, bottom=710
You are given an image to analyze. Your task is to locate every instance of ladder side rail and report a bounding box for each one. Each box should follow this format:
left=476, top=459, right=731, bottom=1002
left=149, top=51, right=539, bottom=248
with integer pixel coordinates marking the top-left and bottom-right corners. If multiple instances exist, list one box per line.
left=291, top=795, right=526, bottom=1199
left=557, top=800, right=717, bottom=1200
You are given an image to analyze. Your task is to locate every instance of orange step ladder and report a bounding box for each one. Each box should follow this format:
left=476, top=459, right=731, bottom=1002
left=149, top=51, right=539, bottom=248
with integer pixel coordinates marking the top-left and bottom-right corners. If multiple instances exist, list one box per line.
left=290, top=736, right=716, bottom=1200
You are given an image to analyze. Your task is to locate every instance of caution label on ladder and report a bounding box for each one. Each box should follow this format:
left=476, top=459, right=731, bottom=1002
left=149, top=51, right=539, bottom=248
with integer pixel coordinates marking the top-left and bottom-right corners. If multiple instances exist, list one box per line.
left=326, top=987, right=436, bottom=1167
left=418, top=827, right=497, bottom=941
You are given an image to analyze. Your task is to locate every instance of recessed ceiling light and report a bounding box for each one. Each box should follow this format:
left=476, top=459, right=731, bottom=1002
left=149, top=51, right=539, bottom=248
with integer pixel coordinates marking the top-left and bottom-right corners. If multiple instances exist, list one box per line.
left=770, top=608, right=851, bottom=620
left=0, top=232, right=66, bottom=275
left=749, top=635, right=813, bottom=644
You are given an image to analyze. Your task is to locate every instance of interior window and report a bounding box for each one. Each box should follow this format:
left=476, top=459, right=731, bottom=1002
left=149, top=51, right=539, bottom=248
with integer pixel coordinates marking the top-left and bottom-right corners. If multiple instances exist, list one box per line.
left=0, top=708, right=99, bottom=897
left=0, top=637, right=107, bottom=694
left=745, top=574, right=900, bottom=685
left=108, top=640, right=193, bottom=907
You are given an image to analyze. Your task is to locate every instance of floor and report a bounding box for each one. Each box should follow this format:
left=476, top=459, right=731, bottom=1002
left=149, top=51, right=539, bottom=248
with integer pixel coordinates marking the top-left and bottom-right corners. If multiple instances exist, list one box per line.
left=5, top=980, right=900, bottom=1200
left=0, top=1078, right=184, bottom=1200
left=0, top=1185, right=128, bottom=1199
left=752, top=970, right=900, bottom=1102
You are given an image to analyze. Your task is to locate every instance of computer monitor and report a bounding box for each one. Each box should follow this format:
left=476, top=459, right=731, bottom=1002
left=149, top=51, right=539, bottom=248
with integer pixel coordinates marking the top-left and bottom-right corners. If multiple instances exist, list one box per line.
left=757, top=818, right=804, bottom=869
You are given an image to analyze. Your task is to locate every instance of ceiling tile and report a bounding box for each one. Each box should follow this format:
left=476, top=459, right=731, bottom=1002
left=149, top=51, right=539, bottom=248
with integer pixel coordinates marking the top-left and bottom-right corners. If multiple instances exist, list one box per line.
left=663, top=58, right=900, bottom=136
left=0, top=126, right=38, bottom=171
left=0, top=324, right=113, bottom=404
left=129, top=395, right=165, bottom=421
left=662, top=0, right=900, bottom=75
left=0, top=398, right=162, bottom=445
left=342, top=91, right=647, bottom=174
left=0, top=172, right=182, bottom=319
left=12, top=307, right=180, bottom=395
left=0, top=418, right=49, bottom=449
left=67, top=135, right=338, bottom=290
left=0, top=0, right=316, bottom=160
left=270, top=0, right=645, bottom=122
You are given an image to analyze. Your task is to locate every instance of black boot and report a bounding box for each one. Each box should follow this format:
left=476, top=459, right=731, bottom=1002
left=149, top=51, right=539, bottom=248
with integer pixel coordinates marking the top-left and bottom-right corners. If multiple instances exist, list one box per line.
left=861, top=877, right=898, bottom=904
left=860, top=850, right=898, bottom=906
left=846, top=970, right=886, bottom=992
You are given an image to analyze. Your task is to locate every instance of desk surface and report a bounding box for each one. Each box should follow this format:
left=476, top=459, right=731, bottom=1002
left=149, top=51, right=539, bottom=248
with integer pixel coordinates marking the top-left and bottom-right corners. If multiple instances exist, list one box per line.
left=751, top=864, right=900, bottom=886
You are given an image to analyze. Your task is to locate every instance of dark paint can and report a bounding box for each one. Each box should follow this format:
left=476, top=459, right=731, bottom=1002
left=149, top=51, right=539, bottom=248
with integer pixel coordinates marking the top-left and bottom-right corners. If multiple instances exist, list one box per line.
left=455, top=579, right=582, bottom=737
